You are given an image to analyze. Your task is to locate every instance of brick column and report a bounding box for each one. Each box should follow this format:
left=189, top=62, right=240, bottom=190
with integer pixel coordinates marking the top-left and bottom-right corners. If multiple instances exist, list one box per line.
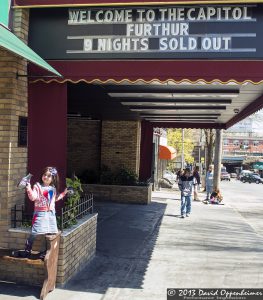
left=101, top=121, right=141, bottom=175
left=0, top=9, right=29, bottom=248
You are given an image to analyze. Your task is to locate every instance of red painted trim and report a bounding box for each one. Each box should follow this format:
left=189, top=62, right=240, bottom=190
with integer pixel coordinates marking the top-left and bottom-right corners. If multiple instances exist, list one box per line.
left=28, top=81, right=67, bottom=214
left=29, top=60, right=263, bottom=83
left=139, top=121, right=153, bottom=181
left=29, top=60, right=263, bottom=131
left=14, top=0, right=234, bottom=7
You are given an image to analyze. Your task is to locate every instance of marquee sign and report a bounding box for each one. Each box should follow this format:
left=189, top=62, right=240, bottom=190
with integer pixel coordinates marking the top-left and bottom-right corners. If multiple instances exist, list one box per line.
left=28, top=5, right=262, bottom=59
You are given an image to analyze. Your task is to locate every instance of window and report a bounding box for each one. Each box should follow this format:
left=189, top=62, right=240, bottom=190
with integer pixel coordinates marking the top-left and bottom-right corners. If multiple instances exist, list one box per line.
left=253, top=141, right=259, bottom=146
left=233, top=140, right=239, bottom=146
left=18, top=116, right=27, bottom=147
left=243, top=140, right=249, bottom=146
left=223, top=139, right=229, bottom=145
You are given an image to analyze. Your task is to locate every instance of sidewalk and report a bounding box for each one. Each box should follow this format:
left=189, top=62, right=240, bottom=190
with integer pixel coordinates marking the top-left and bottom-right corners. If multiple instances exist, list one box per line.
left=1, top=184, right=263, bottom=300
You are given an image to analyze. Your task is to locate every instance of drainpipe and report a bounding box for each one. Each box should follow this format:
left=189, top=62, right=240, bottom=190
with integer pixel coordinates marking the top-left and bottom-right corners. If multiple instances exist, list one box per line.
left=181, top=128, right=185, bottom=169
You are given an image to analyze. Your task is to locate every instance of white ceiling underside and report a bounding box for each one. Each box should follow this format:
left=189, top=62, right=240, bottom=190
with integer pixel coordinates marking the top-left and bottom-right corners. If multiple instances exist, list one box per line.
left=101, top=80, right=263, bottom=124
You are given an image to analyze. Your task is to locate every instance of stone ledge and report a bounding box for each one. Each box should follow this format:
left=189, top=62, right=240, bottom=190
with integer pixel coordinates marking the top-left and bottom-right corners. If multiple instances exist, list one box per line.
left=0, top=249, right=45, bottom=286
left=0, top=249, right=43, bottom=266
left=60, top=213, right=98, bottom=237
left=83, top=184, right=152, bottom=204
left=4, top=212, right=98, bottom=286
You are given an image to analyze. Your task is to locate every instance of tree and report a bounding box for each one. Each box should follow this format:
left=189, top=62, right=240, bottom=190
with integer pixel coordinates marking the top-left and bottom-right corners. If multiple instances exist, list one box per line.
left=203, top=129, right=216, bottom=170
left=167, top=128, right=195, bottom=165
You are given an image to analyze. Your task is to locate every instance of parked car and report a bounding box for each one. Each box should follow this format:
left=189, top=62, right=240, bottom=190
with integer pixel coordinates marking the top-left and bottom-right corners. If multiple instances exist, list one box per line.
left=221, top=172, right=231, bottom=181
left=163, top=170, right=177, bottom=182
left=230, top=173, right=237, bottom=178
left=238, top=170, right=252, bottom=180
left=241, top=174, right=263, bottom=184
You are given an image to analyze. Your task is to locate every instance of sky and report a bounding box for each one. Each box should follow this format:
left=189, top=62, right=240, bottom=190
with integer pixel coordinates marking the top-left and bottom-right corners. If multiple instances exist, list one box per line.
left=228, top=109, right=263, bottom=134
left=251, top=110, right=263, bottom=133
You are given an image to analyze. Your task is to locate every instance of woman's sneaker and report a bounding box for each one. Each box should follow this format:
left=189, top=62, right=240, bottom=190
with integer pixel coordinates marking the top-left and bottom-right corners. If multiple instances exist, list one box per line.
left=11, top=250, right=31, bottom=258
left=39, top=250, right=47, bottom=261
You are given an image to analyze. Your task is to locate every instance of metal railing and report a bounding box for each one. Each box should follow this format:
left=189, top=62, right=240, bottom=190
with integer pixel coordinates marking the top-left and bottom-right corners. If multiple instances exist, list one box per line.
left=11, top=205, right=32, bottom=228
left=11, top=192, right=94, bottom=231
left=60, top=192, right=93, bottom=230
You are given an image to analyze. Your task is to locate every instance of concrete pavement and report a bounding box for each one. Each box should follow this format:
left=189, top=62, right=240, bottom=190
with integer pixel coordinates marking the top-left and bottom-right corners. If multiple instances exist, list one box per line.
left=0, top=181, right=263, bottom=300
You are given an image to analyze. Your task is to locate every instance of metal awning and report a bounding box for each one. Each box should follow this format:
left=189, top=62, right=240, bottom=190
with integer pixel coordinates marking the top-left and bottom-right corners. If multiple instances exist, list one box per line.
left=159, top=145, right=176, bottom=160
left=63, top=79, right=263, bottom=129
left=0, top=24, right=61, bottom=77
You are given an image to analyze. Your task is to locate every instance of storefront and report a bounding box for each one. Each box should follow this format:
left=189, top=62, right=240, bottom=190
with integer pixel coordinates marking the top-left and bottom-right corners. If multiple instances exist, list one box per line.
left=0, top=0, right=263, bottom=259
left=14, top=1, right=263, bottom=183
left=2, top=1, right=263, bottom=283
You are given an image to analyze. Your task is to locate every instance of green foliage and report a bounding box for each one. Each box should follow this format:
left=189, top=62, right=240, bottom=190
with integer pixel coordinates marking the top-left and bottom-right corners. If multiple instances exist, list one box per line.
left=56, top=215, right=62, bottom=230
left=114, top=167, right=138, bottom=185
left=64, top=176, right=83, bottom=228
left=22, top=220, right=31, bottom=228
left=167, top=128, right=195, bottom=164
left=99, top=165, right=145, bottom=186
left=66, top=176, right=83, bottom=206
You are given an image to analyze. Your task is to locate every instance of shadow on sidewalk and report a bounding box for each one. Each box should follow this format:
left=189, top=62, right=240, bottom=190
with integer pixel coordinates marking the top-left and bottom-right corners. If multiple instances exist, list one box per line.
left=63, top=200, right=168, bottom=295
left=164, top=214, right=182, bottom=218
left=0, top=199, right=167, bottom=299
left=0, top=281, right=40, bottom=298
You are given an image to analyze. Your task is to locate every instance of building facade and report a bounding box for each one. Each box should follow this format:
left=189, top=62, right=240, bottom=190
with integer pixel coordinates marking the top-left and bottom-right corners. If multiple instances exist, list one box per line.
left=2, top=0, right=263, bottom=250
left=222, top=117, right=263, bottom=172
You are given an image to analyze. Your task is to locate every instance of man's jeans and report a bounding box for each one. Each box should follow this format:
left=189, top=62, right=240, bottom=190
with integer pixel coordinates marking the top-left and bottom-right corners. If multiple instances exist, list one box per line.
left=181, top=195, right=191, bottom=216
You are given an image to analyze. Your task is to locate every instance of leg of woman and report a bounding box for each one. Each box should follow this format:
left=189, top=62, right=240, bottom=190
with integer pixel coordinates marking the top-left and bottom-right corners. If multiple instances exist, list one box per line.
left=206, top=186, right=209, bottom=200
left=25, top=233, right=37, bottom=252
left=194, top=185, right=197, bottom=200
left=197, top=184, right=200, bottom=200
left=186, top=196, right=191, bottom=216
left=38, top=235, right=47, bottom=260
left=16, top=233, right=38, bottom=258
left=40, top=235, right=47, bottom=252
left=207, top=186, right=213, bottom=202
left=181, top=194, right=186, bottom=217
left=194, top=185, right=199, bottom=201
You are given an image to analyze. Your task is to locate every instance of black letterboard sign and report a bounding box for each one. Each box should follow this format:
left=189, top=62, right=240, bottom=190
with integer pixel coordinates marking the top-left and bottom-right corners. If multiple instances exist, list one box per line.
left=29, top=5, right=263, bottom=59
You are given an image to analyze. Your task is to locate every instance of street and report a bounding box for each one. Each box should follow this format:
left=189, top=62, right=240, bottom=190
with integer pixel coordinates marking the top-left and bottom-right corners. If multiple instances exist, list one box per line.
left=0, top=180, right=263, bottom=300
left=220, top=179, right=263, bottom=236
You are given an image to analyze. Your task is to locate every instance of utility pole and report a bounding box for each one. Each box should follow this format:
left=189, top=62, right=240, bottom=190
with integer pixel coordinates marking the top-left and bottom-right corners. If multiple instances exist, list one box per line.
left=213, top=129, right=223, bottom=190
left=198, top=128, right=202, bottom=165
left=181, top=128, right=185, bottom=169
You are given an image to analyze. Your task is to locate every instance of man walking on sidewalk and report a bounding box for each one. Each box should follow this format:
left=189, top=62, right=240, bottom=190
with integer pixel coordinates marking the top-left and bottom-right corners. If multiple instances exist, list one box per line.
left=178, top=168, right=196, bottom=218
